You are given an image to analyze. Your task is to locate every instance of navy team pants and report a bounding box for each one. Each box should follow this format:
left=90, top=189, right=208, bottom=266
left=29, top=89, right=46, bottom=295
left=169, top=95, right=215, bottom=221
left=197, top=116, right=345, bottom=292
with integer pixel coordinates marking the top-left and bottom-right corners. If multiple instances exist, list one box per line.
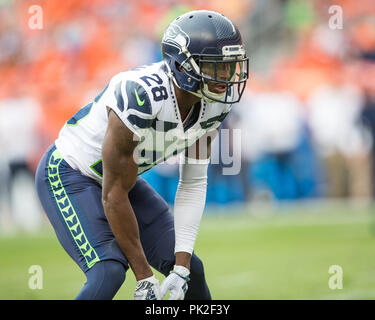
left=35, top=144, right=211, bottom=300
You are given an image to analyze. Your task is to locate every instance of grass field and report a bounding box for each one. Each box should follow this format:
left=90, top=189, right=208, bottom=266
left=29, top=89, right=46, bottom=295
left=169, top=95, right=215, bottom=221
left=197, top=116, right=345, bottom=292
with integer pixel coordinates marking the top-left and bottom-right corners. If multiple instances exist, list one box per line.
left=1, top=202, right=375, bottom=300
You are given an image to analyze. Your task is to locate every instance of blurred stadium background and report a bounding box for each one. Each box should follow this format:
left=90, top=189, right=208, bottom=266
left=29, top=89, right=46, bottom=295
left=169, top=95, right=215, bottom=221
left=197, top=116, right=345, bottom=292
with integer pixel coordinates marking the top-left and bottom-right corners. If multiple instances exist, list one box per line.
left=1, top=0, right=375, bottom=299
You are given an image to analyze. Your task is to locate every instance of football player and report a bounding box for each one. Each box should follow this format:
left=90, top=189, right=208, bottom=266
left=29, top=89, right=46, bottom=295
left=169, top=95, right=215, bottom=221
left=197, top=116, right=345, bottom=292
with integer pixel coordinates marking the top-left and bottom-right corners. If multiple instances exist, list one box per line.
left=35, top=10, right=248, bottom=300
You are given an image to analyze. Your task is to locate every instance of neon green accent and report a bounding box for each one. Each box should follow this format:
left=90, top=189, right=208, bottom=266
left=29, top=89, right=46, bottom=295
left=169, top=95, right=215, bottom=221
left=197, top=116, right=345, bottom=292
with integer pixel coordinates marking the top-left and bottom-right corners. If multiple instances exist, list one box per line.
left=90, top=159, right=103, bottom=177
left=170, top=270, right=190, bottom=282
left=66, top=102, right=96, bottom=127
left=48, top=148, right=100, bottom=269
left=134, top=88, right=145, bottom=106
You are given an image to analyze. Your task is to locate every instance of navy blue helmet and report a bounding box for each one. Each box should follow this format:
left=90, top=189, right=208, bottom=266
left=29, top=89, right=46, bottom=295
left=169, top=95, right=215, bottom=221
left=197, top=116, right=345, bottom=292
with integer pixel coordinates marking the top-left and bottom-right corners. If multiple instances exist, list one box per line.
left=162, top=10, right=249, bottom=104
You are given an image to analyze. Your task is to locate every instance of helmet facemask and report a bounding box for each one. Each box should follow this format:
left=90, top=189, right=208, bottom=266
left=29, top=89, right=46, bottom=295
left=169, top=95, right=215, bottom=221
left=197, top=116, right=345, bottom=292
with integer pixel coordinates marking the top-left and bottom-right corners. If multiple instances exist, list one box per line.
left=174, top=45, right=249, bottom=104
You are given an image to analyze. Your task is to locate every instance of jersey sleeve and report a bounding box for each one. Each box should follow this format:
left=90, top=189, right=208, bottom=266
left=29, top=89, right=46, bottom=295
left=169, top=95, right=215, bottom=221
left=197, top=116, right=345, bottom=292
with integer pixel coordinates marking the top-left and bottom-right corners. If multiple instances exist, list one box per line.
left=101, top=76, right=157, bottom=139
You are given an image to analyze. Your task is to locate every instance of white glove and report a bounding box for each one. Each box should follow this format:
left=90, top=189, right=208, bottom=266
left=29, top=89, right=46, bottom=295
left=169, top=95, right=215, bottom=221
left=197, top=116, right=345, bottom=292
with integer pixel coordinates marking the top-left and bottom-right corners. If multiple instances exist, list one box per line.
left=160, top=265, right=190, bottom=300
left=134, top=275, right=161, bottom=300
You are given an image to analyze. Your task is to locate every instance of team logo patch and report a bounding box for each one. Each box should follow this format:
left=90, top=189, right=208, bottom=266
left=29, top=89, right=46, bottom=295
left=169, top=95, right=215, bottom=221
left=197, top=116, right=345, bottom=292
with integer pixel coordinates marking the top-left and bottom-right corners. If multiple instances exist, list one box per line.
left=162, top=24, right=190, bottom=54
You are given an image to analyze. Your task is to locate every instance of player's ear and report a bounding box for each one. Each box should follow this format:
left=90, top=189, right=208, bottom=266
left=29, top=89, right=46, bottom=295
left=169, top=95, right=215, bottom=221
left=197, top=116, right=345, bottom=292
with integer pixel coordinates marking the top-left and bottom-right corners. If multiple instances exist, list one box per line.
left=175, top=62, right=184, bottom=72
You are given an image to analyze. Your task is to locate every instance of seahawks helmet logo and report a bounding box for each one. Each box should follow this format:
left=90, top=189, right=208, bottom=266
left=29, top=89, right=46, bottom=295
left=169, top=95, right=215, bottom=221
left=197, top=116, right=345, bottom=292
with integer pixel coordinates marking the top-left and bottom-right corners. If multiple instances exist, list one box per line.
left=162, top=24, right=190, bottom=54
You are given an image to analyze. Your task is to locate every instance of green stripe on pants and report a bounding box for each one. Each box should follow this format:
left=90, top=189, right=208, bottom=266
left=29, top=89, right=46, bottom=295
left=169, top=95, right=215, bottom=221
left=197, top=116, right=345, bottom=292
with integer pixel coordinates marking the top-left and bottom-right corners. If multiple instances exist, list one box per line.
left=47, top=148, right=100, bottom=269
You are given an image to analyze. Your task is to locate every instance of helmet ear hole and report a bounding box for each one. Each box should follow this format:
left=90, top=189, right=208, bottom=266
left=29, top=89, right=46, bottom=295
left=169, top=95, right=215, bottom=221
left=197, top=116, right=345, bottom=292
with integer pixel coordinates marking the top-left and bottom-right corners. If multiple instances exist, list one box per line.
left=175, top=62, right=183, bottom=72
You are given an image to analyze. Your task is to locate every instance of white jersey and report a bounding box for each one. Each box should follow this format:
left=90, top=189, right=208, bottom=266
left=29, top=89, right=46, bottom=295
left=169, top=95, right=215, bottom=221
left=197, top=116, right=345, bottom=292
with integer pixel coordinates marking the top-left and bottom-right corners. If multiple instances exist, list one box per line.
left=55, top=61, right=232, bottom=184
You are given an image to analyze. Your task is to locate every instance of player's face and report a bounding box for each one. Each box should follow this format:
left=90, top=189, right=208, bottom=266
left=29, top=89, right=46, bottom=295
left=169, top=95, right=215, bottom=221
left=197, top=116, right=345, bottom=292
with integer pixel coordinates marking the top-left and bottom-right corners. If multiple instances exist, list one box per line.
left=200, top=58, right=239, bottom=94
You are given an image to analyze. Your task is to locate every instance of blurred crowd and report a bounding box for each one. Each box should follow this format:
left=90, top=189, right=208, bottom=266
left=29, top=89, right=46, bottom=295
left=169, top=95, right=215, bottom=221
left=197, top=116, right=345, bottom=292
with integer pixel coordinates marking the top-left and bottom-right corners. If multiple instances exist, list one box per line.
left=0, top=0, right=375, bottom=230
left=224, top=0, right=375, bottom=204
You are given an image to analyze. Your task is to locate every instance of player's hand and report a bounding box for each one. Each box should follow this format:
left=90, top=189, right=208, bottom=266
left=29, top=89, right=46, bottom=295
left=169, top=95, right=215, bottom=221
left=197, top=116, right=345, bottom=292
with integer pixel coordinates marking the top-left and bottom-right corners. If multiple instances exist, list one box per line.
left=134, top=275, right=161, bottom=300
left=160, top=265, right=190, bottom=300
